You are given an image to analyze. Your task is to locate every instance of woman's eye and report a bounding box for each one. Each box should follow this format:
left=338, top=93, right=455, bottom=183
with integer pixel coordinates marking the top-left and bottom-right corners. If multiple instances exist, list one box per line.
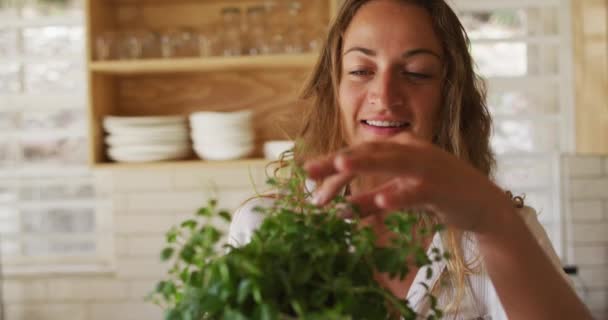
left=403, top=71, right=431, bottom=79
left=349, top=70, right=372, bottom=76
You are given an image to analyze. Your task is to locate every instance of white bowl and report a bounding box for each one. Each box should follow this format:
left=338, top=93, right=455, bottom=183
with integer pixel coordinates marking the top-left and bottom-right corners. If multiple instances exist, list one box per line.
left=189, top=121, right=253, bottom=134
left=189, top=110, right=253, bottom=127
left=193, top=140, right=254, bottom=152
left=190, top=124, right=253, bottom=135
left=193, top=144, right=254, bottom=161
left=190, top=131, right=254, bottom=145
left=264, top=140, right=294, bottom=160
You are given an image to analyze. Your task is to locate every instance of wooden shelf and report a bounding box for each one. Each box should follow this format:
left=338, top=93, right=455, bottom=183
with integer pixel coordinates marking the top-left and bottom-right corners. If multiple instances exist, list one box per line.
left=93, top=158, right=272, bottom=170
left=89, top=54, right=318, bottom=75
left=86, top=0, right=334, bottom=167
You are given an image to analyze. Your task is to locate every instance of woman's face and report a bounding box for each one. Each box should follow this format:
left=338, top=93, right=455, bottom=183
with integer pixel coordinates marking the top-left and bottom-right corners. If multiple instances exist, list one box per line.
left=339, top=0, right=444, bottom=146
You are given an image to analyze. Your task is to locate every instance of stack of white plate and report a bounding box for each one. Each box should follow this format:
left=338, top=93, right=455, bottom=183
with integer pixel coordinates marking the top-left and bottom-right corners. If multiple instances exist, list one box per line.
left=103, top=115, right=190, bottom=162
left=189, top=110, right=254, bottom=161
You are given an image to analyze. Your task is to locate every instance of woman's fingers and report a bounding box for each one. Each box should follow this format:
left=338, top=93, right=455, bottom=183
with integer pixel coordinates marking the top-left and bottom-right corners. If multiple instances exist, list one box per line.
left=343, top=191, right=380, bottom=219
left=337, top=144, right=428, bottom=176
left=311, top=172, right=354, bottom=206
left=305, top=142, right=429, bottom=181
left=345, top=177, right=427, bottom=218
left=304, top=153, right=341, bottom=180
left=375, top=178, right=428, bottom=210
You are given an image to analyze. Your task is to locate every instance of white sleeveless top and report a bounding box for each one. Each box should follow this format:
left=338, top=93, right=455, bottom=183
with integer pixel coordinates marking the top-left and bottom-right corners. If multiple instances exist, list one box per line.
left=228, top=197, right=568, bottom=320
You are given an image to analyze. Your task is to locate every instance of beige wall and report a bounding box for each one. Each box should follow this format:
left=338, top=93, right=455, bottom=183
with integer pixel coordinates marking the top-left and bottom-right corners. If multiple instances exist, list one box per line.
left=573, top=0, right=608, bottom=154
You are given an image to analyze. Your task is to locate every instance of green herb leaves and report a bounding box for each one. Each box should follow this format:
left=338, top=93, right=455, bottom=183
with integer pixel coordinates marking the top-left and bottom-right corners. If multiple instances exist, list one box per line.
left=149, top=163, right=447, bottom=319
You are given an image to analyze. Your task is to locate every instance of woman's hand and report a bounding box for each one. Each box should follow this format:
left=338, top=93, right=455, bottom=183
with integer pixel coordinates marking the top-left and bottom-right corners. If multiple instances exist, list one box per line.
left=303, top=139, right=514, bottom=235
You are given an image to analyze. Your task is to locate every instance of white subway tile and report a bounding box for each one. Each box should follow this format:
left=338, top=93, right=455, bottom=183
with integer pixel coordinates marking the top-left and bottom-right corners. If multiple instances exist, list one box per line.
left=172, top=164, right=268, bottom=190
left=114, top=235, right=131, bottom=257
left=584, top=289, right=608, bottom=314
left=125, top=191, right=207, bottom=214
left=114, top=214, right=176, bottom=235
left=579, top=266, right=608, bottom=288
left=111, top=169, right=174, bottom=192
left=573, top=223, right=608, bottom=243
left=216, top=188, right=261, bottom=211
left=571, top=200, right=604, bottom=222
left=88, top=302, right=162, bottom=320
left=565, top=156, right=603, bottom=177
left=3, top=280, right=47, bottom=303
left=573, top=245, right=608, bottom=266
left=6, top=303, right=86, bottom=320
left=93, top=170, right=114, bottom=196
left=592, top=310, right=607, bottom=320
left=96, top=200, right=117, bottom=233
left=126, top=234, right=166, bottom=257
left=128, top=280, right=158, bottom=300
left=115, top=258, right=169, bottom=280
left=45, top=278, right=127, bottom=302
left=569, top=178, right=608, bottom=200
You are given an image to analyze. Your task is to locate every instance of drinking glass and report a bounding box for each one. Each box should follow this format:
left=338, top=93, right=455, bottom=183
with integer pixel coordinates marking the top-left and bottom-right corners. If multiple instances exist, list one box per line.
left=244, top=6, right=270, bottom=55
left=95, top=31, right=117, bottom=60
left=220, top=7, right=243, bottom=56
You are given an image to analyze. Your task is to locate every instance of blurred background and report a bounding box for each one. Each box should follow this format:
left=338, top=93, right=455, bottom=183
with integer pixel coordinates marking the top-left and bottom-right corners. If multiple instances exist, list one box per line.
left=0, top=0, right=606, bottom=319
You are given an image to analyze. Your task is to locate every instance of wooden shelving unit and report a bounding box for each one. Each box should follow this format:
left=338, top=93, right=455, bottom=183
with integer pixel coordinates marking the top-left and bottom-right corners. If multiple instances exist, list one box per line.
left=94, top=158, right=271, bottom=171
left=89, top=54, right=318, bottom=75
left=85, top=0, right=338, bottom=168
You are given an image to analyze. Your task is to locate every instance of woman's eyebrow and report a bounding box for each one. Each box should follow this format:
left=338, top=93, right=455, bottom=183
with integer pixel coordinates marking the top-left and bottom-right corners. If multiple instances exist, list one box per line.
left=343, top=46, right=376, bottom=56
left=403, top=48, right=441, bottom=60
left=343, top=46, right=441, bottom=60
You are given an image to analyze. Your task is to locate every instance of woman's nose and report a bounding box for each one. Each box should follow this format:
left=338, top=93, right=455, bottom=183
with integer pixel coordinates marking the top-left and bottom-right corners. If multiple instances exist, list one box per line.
left=368, top=71, right=404, bottom=110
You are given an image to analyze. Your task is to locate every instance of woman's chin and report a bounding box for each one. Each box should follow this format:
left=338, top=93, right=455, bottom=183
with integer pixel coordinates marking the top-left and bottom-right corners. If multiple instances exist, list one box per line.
left=356, top=131, right=425, bottom=145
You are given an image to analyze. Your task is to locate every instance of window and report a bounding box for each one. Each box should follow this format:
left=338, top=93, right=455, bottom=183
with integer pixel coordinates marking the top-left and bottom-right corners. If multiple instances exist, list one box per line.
left=454, top=0, right=574, bottom=257
left=0, top=0, right=109, bottom=272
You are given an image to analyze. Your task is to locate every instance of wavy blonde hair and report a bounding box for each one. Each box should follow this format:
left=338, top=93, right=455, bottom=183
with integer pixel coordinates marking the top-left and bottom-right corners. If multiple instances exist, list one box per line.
left=294, top=0, right=495, bottom=314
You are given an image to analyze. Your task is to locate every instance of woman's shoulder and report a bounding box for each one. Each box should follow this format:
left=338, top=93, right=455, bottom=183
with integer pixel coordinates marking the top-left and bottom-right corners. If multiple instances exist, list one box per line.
left=227, top=196, right=276, bottom=247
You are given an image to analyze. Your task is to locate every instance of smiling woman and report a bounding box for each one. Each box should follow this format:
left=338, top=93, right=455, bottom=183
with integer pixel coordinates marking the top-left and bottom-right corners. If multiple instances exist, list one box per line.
left=229, top=0, right=593, bottom=319
left=338, top=2, right=442, bottom=144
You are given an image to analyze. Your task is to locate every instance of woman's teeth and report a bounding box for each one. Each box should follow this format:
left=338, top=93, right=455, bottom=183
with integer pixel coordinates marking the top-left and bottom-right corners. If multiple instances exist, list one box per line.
left=364, top=120, right=409, bottom=128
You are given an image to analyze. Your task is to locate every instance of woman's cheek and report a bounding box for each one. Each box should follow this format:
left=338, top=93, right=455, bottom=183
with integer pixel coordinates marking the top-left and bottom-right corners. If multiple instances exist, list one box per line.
left=338, top=82, right=365, bottom=142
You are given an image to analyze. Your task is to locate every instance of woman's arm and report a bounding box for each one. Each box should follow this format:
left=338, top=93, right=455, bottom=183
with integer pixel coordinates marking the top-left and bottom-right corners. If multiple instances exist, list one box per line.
left=304, top=140, right=593, bottom=320
left=477, top=202, right=592, bottom=320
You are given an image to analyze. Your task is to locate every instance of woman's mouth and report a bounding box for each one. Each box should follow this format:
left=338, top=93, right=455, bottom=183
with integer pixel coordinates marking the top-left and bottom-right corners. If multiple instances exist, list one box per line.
left=361, top=120, right=411, bottom=135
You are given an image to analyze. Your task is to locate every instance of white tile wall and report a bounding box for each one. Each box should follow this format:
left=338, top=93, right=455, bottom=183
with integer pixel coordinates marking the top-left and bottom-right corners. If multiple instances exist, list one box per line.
left=6, top=303, right=87, bottom=320
left=1, top=163, right=268, bottom=320
left=569, top=178, right=608, bottom=200
left=1, top=158, right=606, bottom=319
left=571, top=200, right=604, bottom=222
left=87, top=302, right=160, bottom=320
left=3, top=280, right=48, bottom=303
left=567, top=156, right=604, bottom=177
left=564, top=154, right=608, bottom=318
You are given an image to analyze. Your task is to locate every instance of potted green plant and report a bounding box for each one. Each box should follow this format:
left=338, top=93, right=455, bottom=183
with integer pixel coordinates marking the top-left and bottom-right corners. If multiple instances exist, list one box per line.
left=148, top=164, right=447, bottom=320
